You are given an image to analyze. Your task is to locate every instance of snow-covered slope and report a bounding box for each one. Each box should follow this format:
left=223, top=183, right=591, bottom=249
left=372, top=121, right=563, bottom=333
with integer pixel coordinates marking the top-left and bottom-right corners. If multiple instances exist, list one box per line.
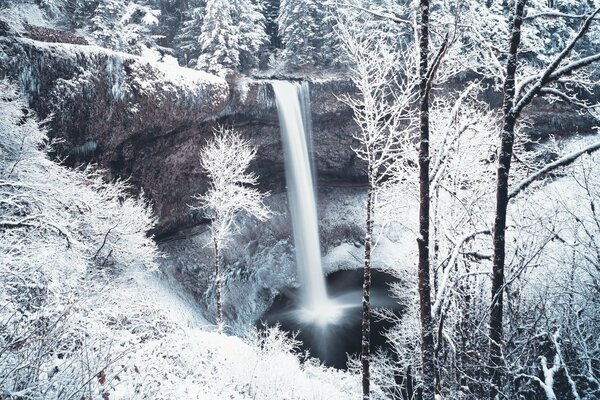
left=0, top=79, right=359, bottom=400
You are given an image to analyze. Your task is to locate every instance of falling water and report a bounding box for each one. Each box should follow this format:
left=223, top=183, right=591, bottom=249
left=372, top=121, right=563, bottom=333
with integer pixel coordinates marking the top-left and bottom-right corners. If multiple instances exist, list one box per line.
left=298, top=82, right=316, bottom=180
left=272, top=81, right=334, bottom=320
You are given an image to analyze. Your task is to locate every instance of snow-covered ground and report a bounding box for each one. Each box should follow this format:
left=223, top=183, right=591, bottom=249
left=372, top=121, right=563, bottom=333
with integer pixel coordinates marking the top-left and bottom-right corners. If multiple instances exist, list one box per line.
left=97, top=269, right=360, bottom=400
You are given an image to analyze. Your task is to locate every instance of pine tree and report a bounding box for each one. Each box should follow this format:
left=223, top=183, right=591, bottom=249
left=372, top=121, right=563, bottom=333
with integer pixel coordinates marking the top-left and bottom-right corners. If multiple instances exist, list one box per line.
left=234, top=0, right=268, bottom=70
left=175, top=5, right=205, bottom=68
left=320, top=1, right=342, bottom=67
left=89, top=0, right=126, bottom=50
left=277, top=0, right=321, bottom=69
left=262, top=0, right=281, bottom=49
left=197, top=0, right=267, bottom=75
left=80, top=0, right=161, bottom=55
left=197, top=0, right=240, bottom=75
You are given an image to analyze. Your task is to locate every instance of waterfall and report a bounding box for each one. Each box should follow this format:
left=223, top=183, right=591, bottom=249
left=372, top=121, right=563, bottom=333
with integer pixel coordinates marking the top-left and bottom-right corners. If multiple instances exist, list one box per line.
left=272, top=81, right=331, bottom=318
left=298, top=82, right=316, bottom=180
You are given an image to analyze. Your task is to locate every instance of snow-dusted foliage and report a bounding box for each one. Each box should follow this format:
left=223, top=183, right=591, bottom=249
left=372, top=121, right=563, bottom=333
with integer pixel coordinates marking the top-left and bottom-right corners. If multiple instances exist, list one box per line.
left=193, top=127, right=272, bottom=271
left=190, top=127, right=271, bottom=331
left=124, top=326, right=358, bottom=399
left=36, top=0, right=163, bottom=56
left=439, top=0, right=600, bottom=86
left=174, top=5, right=205, bottom=68
left=277, top=0, right=323, bottom=69
left=4, top=0, right=180, bottom=63
left=505, top=137, right=600, bottom=398
left=0, top=79, right=158, bottom=398
left=197, top=0, right=240, bottom=76
left=197, top=0, right=267, bottom=76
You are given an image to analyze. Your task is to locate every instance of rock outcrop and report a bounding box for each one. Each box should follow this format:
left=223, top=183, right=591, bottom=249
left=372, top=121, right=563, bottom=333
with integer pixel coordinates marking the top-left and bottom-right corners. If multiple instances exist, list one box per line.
left=0, top=35, right=231, bottom=234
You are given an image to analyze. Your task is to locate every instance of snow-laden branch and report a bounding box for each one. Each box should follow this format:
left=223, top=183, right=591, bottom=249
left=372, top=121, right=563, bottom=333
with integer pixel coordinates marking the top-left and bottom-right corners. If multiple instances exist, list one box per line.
left=551, top=329, right=582, bottom=400
left=429, top=81, right=480, bottom=188
left=331, top=2, right=413, bottom=27
left=431, top=229, right=490, bottom=319
left=515, top=329, right=582, bottom=400
left=508, top=140, right=600, bottom=199
left=538, top=88, right=594, bottom=109
left=513, top=7, right=600, bottom=116
left=547, top=53, right=600, bottom=82
left=524, top=11, right=589, bottom=20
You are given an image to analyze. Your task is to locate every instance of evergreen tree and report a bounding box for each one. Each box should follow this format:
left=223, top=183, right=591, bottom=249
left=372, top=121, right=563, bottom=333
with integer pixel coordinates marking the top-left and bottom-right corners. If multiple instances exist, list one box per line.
left=262, top=0, right=281, bottom=49
left=320, top=1, right=342, bottom=67
left=277, top=0, right=321, bottom=68
left=197, top=0, right=240, bottom=75
left=175, top=4, right=205, bottom=68
left=197, top=0, right=267, bottom=75
left=81, top=0, right=161, bottom=55
left=89, top=0, right=126, bottom=50
left=234, top=0, right=268, bottom=70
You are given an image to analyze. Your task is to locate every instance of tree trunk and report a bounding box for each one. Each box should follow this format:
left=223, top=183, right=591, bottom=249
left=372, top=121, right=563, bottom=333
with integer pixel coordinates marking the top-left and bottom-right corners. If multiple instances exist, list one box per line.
left=213, top=235, right=224, bottom=333
left=417, top=0, right=435, bottom=397
left=489, top=1, right=526, bottom=398
left=362, top=183, right=374, bottom=400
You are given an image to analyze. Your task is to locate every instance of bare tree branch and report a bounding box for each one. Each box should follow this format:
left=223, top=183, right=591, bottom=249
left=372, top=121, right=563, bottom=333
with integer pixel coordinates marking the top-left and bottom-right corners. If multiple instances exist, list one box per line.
left=514, top=8, right=600, bottom=116
left=332, top=2, right=413, bottom=26
left=508, top=140, right=600, bottom=199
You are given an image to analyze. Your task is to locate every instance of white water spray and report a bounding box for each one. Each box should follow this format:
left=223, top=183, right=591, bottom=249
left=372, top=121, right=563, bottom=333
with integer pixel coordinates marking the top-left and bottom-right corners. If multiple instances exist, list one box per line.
left=272, top=81, right=340, bottom=324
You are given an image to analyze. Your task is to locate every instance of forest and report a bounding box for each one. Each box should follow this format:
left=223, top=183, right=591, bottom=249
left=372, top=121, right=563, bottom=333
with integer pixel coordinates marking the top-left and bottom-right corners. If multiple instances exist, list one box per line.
left=1, top=0, right=600, bottom=399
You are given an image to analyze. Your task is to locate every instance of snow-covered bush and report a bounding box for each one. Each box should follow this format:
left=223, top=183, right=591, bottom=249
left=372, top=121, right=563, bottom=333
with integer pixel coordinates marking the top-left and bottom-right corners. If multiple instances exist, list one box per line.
left=0, top=78, right=159, bottom=398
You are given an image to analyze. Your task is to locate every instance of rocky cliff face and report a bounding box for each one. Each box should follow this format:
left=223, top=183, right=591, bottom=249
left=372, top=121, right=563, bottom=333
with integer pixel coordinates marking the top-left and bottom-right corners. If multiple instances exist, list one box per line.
left=0, top=35, right=231, bottom=234
left=0, top=33, right=366, bottom=235
left=1, top=33, right=597, bottom=236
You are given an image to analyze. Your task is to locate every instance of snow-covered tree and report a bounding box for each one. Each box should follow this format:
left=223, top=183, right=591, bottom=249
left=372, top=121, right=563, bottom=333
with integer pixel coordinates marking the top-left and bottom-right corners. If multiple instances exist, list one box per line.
left=84, top=0, right=161, bottom=55
left=488, top=4, right=600, bottom=397
left=0, top=78, right=160, bottom=398
left=174, top=4, right=205, bottom=68
left=235, top=0, right=269, bottom=69
left=277, top=0, right=322, bottom=69
left=336, top=10, right=417, bottom=398
left=197, top=0, right=267, bottom=75
left=197, top=0, right=239, bottom=75
left=191, top=127, right=271, bottom=332
left=262, top=0, right=281, bottom=49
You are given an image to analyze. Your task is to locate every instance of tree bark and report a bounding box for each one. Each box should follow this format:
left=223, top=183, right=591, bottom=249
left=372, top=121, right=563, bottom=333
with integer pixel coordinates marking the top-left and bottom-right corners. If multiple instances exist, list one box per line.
left=489, top=1, right=526, bottom=398
left=362, top=182, right=374, bottom=400
left=417, top=0, right=436, bottom=398
left=213, top=235, right=224, bottom=333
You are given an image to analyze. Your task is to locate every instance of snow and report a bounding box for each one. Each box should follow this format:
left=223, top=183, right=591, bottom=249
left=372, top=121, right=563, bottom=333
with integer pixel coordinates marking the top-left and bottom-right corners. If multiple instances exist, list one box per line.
left=0, top=3, right=50, bottom=32
left=323, top=242, right=363, bottom=271
left=152, top=57, right=227, bottom=87
left=142, top=13, right=159, bottom=26
left=3, top=36, right=229, bottom=111
left=89, top=267, right=359, bottom=400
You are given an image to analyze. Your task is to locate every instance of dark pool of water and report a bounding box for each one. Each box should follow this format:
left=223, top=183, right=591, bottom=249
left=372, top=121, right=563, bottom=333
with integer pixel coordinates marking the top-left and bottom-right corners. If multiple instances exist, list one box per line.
left=259, top=269, right=402, bottom=369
